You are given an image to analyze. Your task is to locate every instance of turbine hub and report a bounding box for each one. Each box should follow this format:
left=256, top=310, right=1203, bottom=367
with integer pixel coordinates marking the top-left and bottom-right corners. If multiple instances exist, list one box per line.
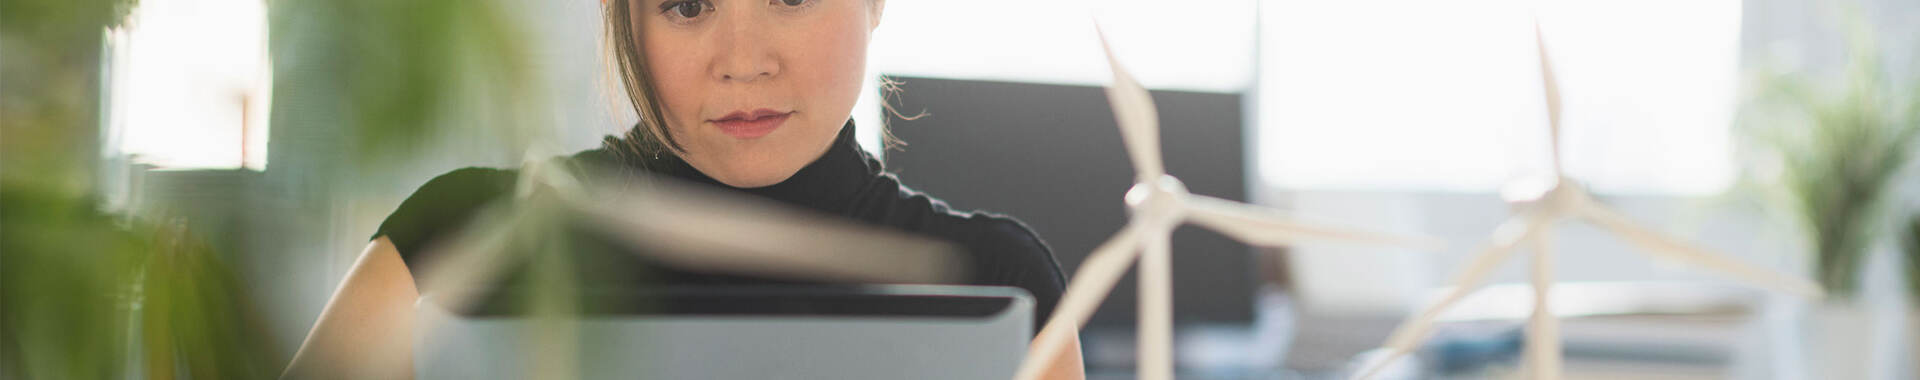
left=1499, top=174, right=1560, bottom=203
left=1504, top=175, right=1585, bottom=214
left=1126, top=175, right=1189, bottom=223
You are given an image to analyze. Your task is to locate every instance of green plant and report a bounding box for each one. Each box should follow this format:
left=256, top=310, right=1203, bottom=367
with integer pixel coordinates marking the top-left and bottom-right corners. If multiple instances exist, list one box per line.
left=2, top=0, right=145, bottom=375
left=1, top=190, right=150, bottom=378
left=2, top=189, right=287, bottom=379
left=3, top=0, right=546, bottom=376
left=268, top=0, right=544, bottom=173
left=1741, top=26, right=1920, bottom=299
left=1903, top=215, right=1920, bottom=301
left=0, top=0, right=287, bottom=367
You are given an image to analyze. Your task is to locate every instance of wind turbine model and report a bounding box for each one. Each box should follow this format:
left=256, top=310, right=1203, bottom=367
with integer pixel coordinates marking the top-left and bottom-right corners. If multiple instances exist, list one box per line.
left=404, top=160, right=971, bottom=378
left=1013, top=26, right=1440, bottom=380
left=415, top=159, right=970, bottom=314
left=1352, top=23, right=1825, bottom=380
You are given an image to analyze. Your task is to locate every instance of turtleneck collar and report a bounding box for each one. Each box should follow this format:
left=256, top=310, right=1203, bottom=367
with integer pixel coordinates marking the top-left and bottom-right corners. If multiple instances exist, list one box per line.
left=615, top=119, right=882, bottom=216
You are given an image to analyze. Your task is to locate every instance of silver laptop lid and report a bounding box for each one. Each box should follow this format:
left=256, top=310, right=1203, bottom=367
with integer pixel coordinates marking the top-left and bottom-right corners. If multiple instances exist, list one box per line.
left=416, top=284, right=1033, bottom=380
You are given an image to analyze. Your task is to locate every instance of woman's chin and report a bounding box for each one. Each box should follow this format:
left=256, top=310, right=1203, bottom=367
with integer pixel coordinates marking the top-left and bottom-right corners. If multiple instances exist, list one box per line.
left=697, top=159, right=803, bottom=188
left=678, top=118, right=839, bottom=189
left=712, top=172, right=792, bottom=188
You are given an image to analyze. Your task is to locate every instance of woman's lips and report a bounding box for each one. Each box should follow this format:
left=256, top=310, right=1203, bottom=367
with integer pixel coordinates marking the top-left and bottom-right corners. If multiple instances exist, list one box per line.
left=710, top=109, right=792, bottom=139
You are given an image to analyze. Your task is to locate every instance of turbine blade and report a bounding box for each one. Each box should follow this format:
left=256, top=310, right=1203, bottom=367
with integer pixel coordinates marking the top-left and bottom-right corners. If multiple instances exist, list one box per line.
left=1354, top=213, right=1551, bottom=380
left=1185, top=195, right=1442, bottom=250
left=1536, top=21, right=1566, bottom=178
left=418, top=158, right=593, bottom=316
left=1095, top=24, right=1166, bottom=181
left=1015, top=224, right=1144, bottom=380
left=582, top=177, right=969, bottom=284
left=419, top=157, right=588, bottom=315
left=1577, top=201, right=1825, bottom=298
left=414, top=203, right=536, bottom=317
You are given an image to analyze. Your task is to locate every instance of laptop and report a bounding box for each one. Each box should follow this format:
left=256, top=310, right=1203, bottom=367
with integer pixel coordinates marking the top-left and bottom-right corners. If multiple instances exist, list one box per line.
left=415, top=284, right=1033, bottom=379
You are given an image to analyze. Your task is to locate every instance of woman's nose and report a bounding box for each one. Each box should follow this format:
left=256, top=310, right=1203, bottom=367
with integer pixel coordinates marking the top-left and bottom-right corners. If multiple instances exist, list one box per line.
left=712, top=16, right=780, bottom=83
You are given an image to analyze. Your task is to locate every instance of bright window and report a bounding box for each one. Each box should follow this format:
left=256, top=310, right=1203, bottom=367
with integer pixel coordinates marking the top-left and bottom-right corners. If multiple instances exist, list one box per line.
left=865, top=0, right=1257, bottom=92
left=107, top=0, right=271, bottom=170
left=1255, top=0, right=1740, bottom=195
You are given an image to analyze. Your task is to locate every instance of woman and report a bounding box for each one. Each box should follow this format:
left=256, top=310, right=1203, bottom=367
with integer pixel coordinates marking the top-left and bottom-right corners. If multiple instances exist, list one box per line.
left=282, top=0, right=1085, bottom=378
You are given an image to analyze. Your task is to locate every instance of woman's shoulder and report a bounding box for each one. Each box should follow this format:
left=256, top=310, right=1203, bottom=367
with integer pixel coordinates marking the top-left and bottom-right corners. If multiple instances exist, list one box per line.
left=867, top=179, right=1035, bottom=245
left=373, top=146, right=632, bottom=250
left=957, top=211, right=1066, bottom=296
left=955, top=209, right=1053, bottom=260
left=872, top=180, right=1066, bottom=330
left=868, top=177, right=1064, bottom=285
left=372, top=166, right=521, bottom=259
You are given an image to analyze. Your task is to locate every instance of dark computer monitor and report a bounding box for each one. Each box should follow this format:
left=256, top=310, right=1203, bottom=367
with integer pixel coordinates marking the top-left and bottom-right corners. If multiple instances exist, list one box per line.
left=882, top=76, right=1255, bottom=325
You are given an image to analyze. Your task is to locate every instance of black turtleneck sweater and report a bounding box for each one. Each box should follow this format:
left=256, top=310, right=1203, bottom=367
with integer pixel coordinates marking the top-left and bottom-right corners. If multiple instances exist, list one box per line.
left=373, top=121, right=1065, bottom=330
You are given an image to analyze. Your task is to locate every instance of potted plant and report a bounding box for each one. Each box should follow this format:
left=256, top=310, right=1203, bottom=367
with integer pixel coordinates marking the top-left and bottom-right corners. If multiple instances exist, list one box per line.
left=1902, top=215, right=1920, bottom=376
left=1742, top=46, right=1918, bottom=300
left=1738, top=18, right=1919, bottom=379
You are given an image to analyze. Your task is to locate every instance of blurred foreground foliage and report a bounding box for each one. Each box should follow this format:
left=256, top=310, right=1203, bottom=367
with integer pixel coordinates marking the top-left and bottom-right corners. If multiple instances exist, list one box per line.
left=3, top=0, right=283, bottom=376
left=1, top=0, right=133, bottom=193
left=2, top=189, right=281, bottom=379
left=4, top=0, right=540, bottom=376
left=269, top=0, right=540, bottom=173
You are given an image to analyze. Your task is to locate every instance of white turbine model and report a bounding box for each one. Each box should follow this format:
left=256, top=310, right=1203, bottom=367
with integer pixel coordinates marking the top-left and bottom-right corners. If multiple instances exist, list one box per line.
left=416, top=160, right=970, bottom=313
left=1012, top=27, right=1440, bottom=380
left=382, top=157, right=967, bottom=378
left=1352, top=23, right=1825, bottom=380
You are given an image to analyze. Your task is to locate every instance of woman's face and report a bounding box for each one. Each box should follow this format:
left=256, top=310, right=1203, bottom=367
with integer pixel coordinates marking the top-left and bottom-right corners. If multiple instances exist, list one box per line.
left=636, top=0, right=879, bottom=187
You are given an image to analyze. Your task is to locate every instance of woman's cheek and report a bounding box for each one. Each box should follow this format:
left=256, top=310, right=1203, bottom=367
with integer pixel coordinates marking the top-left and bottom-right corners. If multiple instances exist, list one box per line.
left=794, top=15, right=869, bottom=118
left=646, top=44, right=704, bottom=132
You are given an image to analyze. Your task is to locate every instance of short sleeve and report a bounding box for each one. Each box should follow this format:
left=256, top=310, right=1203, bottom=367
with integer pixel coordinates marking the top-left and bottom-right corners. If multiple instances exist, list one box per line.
left=371, top=167, right=517, bottom=279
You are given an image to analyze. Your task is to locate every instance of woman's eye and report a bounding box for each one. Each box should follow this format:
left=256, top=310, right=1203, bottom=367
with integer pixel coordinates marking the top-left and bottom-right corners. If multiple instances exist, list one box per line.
left=661, top=0, right=708, bottom=20
left=777, top=0, right=808, bottom=7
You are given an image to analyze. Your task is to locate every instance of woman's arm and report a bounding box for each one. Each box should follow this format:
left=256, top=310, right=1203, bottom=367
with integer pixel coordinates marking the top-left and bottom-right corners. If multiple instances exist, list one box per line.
left=1031, top=321, right=1087, bottom=380
left=282, top=237, right=418, bottom=379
